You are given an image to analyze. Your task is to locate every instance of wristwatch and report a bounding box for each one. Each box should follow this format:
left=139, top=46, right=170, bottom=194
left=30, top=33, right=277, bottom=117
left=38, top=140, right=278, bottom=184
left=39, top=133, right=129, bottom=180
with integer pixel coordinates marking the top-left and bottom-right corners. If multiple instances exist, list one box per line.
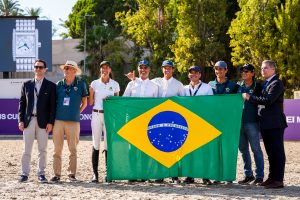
left=12, top=19, right=41, bottom=72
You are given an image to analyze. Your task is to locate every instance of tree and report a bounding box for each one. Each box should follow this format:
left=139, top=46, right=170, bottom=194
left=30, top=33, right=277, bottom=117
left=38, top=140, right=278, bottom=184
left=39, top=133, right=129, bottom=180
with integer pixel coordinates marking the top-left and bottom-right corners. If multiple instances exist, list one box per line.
left=24, top=7, right=47, bottom=19
left=228, top=0, right=300, bottom=97
left=116, top=0, right=177, bottom=77
left=273, top=0, right=300, bottom=96
left=0, top=0, right=23, bottom=16
left=228, top=0, right=281, bottom=67
left=171, top=0, right=230, bottom=83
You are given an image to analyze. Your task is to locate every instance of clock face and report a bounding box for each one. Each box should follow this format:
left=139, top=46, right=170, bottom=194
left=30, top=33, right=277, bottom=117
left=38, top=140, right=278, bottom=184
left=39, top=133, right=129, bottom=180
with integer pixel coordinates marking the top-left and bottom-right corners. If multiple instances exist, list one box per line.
left=15, top=34, right=36, bottom=57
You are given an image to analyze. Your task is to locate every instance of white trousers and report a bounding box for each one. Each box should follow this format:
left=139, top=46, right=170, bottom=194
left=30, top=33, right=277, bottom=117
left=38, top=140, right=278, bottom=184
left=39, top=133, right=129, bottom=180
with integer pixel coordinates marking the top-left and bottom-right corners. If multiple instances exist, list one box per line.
left=91, top=112, right=107, bottom=150
left=21, top=117, right=48, bottom=176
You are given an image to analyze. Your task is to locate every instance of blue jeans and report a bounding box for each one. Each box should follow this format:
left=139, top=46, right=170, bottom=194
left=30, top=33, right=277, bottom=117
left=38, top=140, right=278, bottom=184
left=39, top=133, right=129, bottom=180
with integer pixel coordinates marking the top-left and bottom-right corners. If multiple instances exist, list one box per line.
left=239, top=122, right=264, bottom=178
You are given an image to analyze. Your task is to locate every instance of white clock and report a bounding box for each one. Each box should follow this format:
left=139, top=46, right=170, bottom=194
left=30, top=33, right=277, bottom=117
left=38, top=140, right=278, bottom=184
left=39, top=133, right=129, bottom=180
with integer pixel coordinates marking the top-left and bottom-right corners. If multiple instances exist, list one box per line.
left=12, top=19, right=41, bottom=72
left=15, top=33, right=36, bottom=57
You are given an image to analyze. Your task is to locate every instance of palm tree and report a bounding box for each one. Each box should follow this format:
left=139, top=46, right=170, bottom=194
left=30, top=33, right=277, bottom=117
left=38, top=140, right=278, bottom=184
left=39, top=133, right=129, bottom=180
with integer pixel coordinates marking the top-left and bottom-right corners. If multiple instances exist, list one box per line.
left=24, top=7, right=46, bottom=18
left=0, top=0, right=23, bottom=16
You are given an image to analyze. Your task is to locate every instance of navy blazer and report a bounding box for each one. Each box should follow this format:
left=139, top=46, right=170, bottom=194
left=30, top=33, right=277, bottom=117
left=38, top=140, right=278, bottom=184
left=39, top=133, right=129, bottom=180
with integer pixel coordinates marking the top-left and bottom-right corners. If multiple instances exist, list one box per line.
left=249, top=74, right=287, bottom=129
left=18, top=78, right=56, bottom=129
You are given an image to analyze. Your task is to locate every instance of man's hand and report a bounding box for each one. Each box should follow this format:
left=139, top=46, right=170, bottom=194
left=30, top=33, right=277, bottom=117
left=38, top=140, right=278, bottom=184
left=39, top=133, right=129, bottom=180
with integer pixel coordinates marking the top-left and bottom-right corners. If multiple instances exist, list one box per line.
left=18, top=122, right=24, bottom=132
left=242, top=93, right=250, bottom=101
left=125, top=71, right=136, bottom=81
left=46, top=124, right=53, bottom=133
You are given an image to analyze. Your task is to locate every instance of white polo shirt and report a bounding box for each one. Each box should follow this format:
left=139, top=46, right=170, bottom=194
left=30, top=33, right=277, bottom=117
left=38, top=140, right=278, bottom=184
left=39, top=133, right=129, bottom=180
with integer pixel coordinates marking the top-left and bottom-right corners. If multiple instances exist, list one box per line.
left=91, top=78, right=120, bottom=110
left=184, top=81, right=213, bottom=96
left=123, top=78, right=158, bottom=97
left=151, top=77, right=185, bottom=97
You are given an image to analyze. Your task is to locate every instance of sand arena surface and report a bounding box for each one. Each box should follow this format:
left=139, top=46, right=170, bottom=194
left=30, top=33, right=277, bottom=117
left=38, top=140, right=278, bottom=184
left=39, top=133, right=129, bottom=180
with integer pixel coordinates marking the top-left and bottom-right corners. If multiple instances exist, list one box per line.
left=0, top=139, right=299, bottom=199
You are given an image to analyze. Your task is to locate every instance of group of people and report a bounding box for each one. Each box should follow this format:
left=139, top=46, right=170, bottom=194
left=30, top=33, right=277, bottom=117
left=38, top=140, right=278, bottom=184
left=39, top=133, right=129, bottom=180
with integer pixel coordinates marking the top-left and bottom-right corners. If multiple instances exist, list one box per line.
left=18, top=58, right=287, bottom=189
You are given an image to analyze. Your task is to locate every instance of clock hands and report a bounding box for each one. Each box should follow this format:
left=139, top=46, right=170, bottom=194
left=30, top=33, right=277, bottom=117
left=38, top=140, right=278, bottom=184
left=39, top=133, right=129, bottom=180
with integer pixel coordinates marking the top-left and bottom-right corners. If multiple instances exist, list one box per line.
left=17, top=43, right=30, bottom=50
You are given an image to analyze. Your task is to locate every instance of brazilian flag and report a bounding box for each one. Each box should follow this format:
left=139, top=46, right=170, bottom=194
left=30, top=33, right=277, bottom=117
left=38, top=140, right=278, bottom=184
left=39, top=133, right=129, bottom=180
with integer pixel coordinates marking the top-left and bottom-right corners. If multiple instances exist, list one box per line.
left=104, top=94, right=243, bottom=181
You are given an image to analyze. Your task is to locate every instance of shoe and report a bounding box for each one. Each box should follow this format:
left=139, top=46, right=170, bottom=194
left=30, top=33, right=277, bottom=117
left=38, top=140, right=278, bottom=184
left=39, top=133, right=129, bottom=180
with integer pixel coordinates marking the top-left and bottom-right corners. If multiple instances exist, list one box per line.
left=238, top=175, right=255, bottom=184
left=128, top=179, right=137, bottom=183
left=183, top=177, right=195, bottom=184
left=170, top=177, right=181, bottom=184
left=50, top=176, right=60, bottom=182
left=260, top=178, right=273, bottom=186
left=19, top=175, right=28, bottom=183
left=68, top=175, right=77, bottom=182
left=202, top=179, right=212, bottom=185
left=38, top=175, right=48, bottom=183
left=265, top=181, right=284, bottom=189
left=154, top=179, right=164, bottom=183
left=91, top=174, right=99, bottom=183
left=226, top=181, right=233, bottom=185
left=213, top=180, right=221, bottom=184
left=252, top=178, right=263, bottom=185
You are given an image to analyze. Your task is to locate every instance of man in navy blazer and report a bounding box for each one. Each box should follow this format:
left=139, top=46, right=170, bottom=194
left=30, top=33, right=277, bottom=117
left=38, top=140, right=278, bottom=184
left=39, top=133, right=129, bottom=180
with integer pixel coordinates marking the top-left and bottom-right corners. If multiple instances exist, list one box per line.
left=18, top=59, right=56, bottom=183
left=243, top=60, right=287, bottom=189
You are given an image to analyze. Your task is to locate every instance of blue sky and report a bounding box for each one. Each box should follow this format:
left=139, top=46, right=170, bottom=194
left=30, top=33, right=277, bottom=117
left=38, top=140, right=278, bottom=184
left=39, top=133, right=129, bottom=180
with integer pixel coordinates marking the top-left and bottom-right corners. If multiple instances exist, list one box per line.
left=18, top=0, right=77, bottom=39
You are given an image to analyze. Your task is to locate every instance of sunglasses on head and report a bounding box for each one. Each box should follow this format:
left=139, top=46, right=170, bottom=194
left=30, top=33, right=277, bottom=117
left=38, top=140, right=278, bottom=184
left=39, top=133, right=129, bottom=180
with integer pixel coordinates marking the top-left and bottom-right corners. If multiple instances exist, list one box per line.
left=34, top=65, right=45, bottom=69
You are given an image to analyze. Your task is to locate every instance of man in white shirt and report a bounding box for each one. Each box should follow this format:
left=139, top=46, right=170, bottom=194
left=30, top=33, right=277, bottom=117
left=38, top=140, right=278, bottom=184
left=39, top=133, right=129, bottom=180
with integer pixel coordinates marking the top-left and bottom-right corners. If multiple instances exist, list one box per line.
left=123, top=60, right=158, bottom=97
left=152, top=60, right=185, bottom=97
left=183, top=65, right=213, bottom=185
left=184, top=66, right=213, bottom=96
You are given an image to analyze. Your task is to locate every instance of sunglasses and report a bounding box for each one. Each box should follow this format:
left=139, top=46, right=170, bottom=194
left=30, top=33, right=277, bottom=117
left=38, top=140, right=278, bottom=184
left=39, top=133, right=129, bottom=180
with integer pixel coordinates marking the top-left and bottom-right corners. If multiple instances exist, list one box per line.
left=34, top=66, right=45, bottom=69
left=64, top=67, right=74, bottom=70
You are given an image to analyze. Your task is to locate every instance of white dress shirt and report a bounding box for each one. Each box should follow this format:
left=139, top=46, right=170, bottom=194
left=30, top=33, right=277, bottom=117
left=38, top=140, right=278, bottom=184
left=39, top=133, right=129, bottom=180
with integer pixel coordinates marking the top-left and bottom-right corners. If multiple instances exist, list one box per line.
left=151, top=77, right=185, bottom=97
left=184, top=81, right=213, bottom=96
left=33, top=78, right=44, bottom=114
left=123, top=78, right=158, bottom=97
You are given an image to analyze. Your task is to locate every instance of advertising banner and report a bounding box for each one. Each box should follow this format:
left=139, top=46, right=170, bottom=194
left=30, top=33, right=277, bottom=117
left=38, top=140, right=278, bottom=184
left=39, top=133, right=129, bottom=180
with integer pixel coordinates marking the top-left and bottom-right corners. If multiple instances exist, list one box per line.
left=0, top=98, right=299, bottom=140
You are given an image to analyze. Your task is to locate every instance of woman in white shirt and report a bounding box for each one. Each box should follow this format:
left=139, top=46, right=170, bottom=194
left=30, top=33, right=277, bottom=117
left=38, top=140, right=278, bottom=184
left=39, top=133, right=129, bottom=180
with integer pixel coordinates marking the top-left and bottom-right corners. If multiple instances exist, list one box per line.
left=88, top=61, right=120, bottom=183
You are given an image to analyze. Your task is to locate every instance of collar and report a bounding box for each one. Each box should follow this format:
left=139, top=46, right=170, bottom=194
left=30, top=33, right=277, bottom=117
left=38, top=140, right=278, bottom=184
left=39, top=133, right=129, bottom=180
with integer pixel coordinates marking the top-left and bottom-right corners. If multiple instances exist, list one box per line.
left=34, top=77, right=44, bottom=84
left=266, top=74, right=276, bottom=82
left=63, top=77, right=78, bottom=86
left=215, top=78, right=228, bottom=84
left=100, top=78, right=111, bottom=84
left=138, top=77, right=149, bottom=81
left=190, top=81, right=202, bottom=88
left=163, top=77, right=174, bottom=83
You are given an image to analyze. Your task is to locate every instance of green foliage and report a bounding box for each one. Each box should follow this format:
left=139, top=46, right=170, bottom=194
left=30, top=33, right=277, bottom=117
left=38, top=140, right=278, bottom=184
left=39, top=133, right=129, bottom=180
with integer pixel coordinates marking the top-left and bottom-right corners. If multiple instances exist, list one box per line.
left=228, top=0, right=300, bottom=98
left=273, top=0, right=300, bottom=97
left=0, top=0, right=23, bottom=16
left=172, top=0, right=229, bottom=83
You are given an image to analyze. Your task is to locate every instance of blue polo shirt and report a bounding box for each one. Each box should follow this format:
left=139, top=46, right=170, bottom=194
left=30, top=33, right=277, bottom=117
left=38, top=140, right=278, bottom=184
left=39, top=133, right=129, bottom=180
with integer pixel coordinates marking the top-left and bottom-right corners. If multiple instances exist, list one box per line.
left=55, top=77, right=88, bottom=122
left=208, top=79, right=238, bottom=94
left=237, top=80, right=262, bottom=123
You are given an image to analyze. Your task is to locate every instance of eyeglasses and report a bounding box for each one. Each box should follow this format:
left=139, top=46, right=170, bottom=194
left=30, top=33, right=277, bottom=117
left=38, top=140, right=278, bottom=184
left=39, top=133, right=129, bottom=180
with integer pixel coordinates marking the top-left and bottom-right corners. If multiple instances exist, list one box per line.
left=64, top=67, right=73, bottom=70
left=34, top=66, right=45, bottom=69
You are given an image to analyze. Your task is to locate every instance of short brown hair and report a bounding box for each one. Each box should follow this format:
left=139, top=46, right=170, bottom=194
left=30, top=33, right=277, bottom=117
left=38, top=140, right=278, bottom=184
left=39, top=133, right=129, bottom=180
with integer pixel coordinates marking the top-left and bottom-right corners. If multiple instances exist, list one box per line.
left=34, top=59, right=47, bottom=68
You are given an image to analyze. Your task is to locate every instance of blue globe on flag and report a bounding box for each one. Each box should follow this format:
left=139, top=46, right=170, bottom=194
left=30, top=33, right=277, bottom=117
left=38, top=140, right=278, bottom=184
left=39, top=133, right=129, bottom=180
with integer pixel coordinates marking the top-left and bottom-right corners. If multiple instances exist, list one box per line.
left=147, top=111, right=188, bottom=152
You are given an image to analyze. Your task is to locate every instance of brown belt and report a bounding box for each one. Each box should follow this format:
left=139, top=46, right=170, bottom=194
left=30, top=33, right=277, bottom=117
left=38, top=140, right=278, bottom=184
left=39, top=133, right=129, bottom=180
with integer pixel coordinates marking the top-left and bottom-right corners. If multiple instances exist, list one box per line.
left=93, top=109, right=104, bottom=113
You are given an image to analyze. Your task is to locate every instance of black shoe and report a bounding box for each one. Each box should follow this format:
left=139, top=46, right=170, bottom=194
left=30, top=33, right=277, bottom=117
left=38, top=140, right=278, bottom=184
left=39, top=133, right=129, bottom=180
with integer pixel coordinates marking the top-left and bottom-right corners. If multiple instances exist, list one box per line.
left=213, top=180, right=221, bottom=184
left=128, top=179, right=137, bottom=183
left=19, top=175, right=28, bottom=183
left=183, top=177, right=195, bottom=184
left=68, top=175, right=77, bottom=182
left=91, top=174, right=99, bottom=183
left=170, top=177, right=181, bottom=184
left=50, top=176, right=60, bottom=182
left=202, top=178, right=212, bottom=185
left=252, top=178, right=263, bottom=185
left=238, top=175, right=255, bottom=184
left=38, top=175, right=48, bottom=183
left=154, top=179, right=164, bottom=183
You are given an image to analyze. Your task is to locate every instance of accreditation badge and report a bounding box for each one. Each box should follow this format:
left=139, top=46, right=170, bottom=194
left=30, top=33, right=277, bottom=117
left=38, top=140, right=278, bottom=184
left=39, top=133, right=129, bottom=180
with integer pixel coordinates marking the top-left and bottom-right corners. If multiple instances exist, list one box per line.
left=63, top=97, right=70, bottom=106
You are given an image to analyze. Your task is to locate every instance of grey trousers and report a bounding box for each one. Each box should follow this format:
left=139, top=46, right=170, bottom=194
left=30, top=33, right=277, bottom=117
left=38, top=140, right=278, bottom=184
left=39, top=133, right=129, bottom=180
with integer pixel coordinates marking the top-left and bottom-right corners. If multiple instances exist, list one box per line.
left=21, top=117, right=48, bottom=176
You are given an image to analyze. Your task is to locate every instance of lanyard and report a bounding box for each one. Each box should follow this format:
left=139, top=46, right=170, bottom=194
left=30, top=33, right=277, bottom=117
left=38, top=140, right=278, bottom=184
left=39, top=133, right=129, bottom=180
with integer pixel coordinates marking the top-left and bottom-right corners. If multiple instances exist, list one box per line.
left=34, top=80, right=41, bottom=98
left=64, top=85, right=73, bottom=97
left=189, top=83, right=202, bottom=96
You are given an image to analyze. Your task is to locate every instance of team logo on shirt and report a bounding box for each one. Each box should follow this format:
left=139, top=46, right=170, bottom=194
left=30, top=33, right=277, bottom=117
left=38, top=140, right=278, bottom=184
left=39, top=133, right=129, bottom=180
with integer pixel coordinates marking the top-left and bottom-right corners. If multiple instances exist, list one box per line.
left=74, top=87, right=78, bottom=91
left=109, top=87, right=113, bottom=91
left=225, top=88, right=230, bottom=92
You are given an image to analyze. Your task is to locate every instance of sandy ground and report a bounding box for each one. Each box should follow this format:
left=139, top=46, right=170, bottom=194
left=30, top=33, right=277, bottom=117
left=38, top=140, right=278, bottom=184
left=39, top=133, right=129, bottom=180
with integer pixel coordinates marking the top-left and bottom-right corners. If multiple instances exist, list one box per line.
left=0, top=138, right=299, bottom=200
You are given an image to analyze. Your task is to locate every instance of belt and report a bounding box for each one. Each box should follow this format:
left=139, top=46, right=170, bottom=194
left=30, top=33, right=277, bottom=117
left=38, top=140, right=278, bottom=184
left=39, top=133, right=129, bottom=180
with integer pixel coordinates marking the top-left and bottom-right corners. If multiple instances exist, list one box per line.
left=93, top=109, right=104, bottom=113
left=31, top=114, right=37, bottom=117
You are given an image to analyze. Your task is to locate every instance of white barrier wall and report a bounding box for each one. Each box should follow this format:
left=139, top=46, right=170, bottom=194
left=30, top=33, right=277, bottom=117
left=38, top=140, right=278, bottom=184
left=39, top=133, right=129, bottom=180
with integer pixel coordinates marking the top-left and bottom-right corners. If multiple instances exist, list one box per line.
left=0, top=79, right=30, bottom=99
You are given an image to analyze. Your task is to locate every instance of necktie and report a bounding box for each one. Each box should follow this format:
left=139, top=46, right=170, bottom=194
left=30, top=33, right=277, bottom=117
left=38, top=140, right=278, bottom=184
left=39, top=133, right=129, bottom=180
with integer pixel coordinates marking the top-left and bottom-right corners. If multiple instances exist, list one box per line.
left=262, top=81, right=269, bottom=91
